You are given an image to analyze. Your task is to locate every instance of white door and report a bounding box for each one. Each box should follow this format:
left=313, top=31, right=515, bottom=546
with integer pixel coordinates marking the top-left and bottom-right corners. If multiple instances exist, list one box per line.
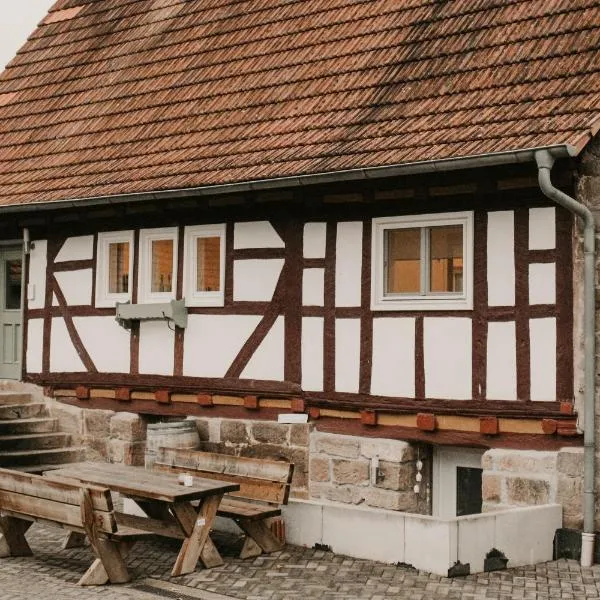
left=0, top=248, right=22, bottom=379
left=432, top=447, right=485, bottom=518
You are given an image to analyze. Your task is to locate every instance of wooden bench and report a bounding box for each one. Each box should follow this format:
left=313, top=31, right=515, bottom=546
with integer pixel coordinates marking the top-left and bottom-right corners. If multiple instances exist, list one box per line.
left=0, top=467, right=150, bottom=585
left=154, top=447, right=294, bottom=560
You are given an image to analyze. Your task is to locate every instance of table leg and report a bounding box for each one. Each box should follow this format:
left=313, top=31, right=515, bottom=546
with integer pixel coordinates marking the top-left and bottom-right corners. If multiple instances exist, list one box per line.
left=78, top=539, right=134, bottom=586
left=200, top=536, right=224, bottom=568
left=0, top=516, right=33, bottom=557
left=171, top=494, right=222, bottom=576
left=62, top=531, right=87, bottom=549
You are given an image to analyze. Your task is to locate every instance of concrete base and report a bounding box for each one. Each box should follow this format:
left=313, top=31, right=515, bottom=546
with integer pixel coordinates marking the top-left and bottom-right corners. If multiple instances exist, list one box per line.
left=282, top=499, right=562, bottom=576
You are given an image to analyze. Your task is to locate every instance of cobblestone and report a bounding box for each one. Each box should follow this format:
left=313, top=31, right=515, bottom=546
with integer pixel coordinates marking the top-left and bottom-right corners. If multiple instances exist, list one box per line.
left=2, top=522, right=600, bottom=599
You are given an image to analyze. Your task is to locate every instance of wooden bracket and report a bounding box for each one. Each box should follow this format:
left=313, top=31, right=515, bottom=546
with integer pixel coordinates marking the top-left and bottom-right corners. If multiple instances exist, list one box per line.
left=360, top=410, right=377, bottom=426
left=416, top=413, right=436, bottom=432
left=541, top=419, right=558, bottom=434
left=155, top=389, right=171, bottom=404
left=196, top=394, right=213, bottom=406
left=115, top=388, right=131, bottom=402
left=291, top=398, right=305, bottom=413
left=75, top=385, right=90, bottom=400
left=559, top=402, right=574, bottom=415
left=480, top=416, right=498, bottom=435
left=244, top=395, right=259, bottom=410
left=308, top=407, right=320, bottom=420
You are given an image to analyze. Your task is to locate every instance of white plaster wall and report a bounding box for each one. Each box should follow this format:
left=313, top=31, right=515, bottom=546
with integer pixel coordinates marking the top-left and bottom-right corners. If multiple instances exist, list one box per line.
left=50, top=317, right=85, bottom=372
left=371, top=317, right=415, bottom=397
left=424, top=318, right=472, bottom=400
left=486, top=321, right=517, bottom=400
left=139, top=321, right=174, bottom=376
left=303, top=222, right=327, bottom=258
left=529, top=263, right=556, bottom=305
left=54, top=235, right=94, bottom=262
left=233, top=259, right=283, bottom=302
left=183, top=314, right=261, bottom=378
left=335, top=222, right=362, bottom=307
left=530, top=317, right=556, bottom=401
left=234, top=221, right=284, bottom=249
left=241, top=316, right=284, bottom=381
left=335, top=318, right=360, bottom=393
left=529, top=207, right=556, bottom=250
left=53, top=269, right=93, bottom=306
left=27, top=239, right=47, bottom=310
left=302, top=268, right=324, bottom=306
left=74, top=317, right=131, bottom=373
left=301, top=317, right=324, bottom=391
left=26, top=318, right=43, bottom=373
left=487, top=211, right=515, bottom=306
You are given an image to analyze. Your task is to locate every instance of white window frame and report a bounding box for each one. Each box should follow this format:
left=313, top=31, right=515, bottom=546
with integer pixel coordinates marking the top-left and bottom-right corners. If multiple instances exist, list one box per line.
left=95, top=231, right=134, bottom=308
left=371, top=211, right=474, bottom=311
left=138, top=227, right=178, bottom=304
left=183, top=224, right=226, bottom=307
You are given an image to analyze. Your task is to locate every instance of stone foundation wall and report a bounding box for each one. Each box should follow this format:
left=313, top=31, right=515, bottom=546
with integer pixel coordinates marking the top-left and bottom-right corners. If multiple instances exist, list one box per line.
left=309, top=432, right=431, bottom=513
left=482, top=447, right=585, bottom=529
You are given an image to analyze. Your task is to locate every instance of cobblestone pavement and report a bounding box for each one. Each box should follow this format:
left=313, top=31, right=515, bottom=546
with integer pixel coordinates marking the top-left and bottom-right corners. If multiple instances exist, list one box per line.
left=2, top=522, right=600, bottom=599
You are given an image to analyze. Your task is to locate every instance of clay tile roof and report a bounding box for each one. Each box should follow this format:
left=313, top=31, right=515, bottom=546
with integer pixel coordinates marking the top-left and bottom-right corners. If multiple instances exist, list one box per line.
left=0, top=0, right=599, bottom=207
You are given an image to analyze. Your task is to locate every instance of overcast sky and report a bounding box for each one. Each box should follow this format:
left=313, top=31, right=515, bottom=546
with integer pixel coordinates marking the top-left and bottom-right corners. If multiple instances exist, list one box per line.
left=0, top=1, right=56, bottom=70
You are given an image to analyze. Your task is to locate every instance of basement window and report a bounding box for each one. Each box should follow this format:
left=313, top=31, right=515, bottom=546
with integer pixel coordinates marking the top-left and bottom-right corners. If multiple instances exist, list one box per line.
left=139, top=228, right=178, bottom=303
left=183, top=224, right=225, bottom=307
left=96, top=231, right=134, bottom=307
left=371, top=211, right=473, bottom=311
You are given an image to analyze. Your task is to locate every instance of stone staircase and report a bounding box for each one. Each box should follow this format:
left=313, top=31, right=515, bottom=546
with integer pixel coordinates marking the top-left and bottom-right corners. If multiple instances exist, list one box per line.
left=0, top=390, right=85, bottom=472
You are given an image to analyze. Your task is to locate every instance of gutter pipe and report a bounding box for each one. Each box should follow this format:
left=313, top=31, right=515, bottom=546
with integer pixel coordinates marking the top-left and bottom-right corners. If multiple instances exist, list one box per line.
left=535, top=149, right=596, bottom=567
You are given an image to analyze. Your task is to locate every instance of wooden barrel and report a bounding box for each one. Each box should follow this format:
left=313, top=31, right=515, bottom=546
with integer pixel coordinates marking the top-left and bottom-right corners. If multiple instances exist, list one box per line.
left=145, top=420, right=200, bottom=469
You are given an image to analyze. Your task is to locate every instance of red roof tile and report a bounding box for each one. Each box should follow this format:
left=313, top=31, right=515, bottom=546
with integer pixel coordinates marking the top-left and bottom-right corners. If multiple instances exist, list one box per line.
left=0, top=0, right=599, bottom=206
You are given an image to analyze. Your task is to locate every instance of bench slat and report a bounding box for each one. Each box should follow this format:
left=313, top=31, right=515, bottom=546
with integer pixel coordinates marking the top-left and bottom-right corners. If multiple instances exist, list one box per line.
left=153, top=462, right=287, bottom=505
left=0, top=468, right=112, bottom=511
left=156, top=448, right=293, bottom=484
left=0, top=490, right=116, bottom=533
left=217, top=497, right=282, bottom=521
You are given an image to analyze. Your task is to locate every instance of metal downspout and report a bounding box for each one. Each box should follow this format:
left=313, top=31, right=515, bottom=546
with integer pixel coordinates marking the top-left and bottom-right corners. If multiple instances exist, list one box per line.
left=535, top=149, right=596, bottom=566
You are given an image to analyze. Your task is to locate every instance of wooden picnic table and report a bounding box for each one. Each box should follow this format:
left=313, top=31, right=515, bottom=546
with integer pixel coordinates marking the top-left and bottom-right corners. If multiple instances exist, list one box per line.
left=45, top=461, right=239, bottom=577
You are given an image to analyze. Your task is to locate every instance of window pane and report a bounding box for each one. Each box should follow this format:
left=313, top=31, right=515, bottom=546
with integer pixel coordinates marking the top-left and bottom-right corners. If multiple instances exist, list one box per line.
left=108, top=242, right=129, bottom=294
left=429, top=225, right=463, bottom=293
left=456, top=466, right=482, bottom=516
left=385, top=228, right=420, bottom=294
left=4, top=259, right=21, bottom=310
left=196, top=237, right=221, bottom=292
left=151, top=239, right=173, bottom=293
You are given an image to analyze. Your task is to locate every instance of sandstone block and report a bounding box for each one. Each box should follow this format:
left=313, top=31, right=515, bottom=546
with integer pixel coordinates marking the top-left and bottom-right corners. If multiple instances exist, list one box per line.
left=377, top=460, right=414, bottom=491
left=83, top=409, right=113, bottom=437
left=187, top=417, right=210, bottom=441
left=49, top=401, right=83, bottom=435
left=84, top=438, right=108, bottom=462
left=312, top=432, right=359, bottom=458
left=496, top=450, right=557, bottom=474
left=482, top=473, right=502, bottom=503
left=481, top=451, right=495, bottom=470
left=110, top=412, right=147, bottom=442
left=109, top=439, right=146, bottom=466
left=332, top=459, right=369, bottom=485
left=316, top=483, right=363, bottom=505
left=310, top=456, right=330, bottom=482
left=290, top=423, right=310, bottom=447
left=252, top=422, right=288, bottom=445
left=506, top=476, right=551, bottom=505
left=557, top=447, right=584, bottom=478
left=360, top=438, right=413, bottom=462
left=363, top=488, right=416, bottom=511
left=220, top=420, right=249, bottom=444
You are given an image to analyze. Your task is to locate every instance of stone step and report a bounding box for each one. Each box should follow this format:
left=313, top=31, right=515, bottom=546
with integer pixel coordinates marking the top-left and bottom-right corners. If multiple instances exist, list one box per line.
left=0, top=391, right=33, bottom=406
left=0, top=446, right=85, bottom=467
left=0, top=417, right=58, bottom=435
left=0, top=403, right=48, bottom=420
left=0, top=432, right=71, bottom=451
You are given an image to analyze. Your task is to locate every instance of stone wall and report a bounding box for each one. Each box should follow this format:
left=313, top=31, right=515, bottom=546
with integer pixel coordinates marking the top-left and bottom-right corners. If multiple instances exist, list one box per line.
left=309, top=432, right=431, bottom=513
left=482, top=447, right=585, bottom=529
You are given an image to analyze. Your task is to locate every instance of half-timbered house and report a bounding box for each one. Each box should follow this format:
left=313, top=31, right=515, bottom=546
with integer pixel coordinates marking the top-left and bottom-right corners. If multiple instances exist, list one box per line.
left=0, top=0, right=599, bottom=572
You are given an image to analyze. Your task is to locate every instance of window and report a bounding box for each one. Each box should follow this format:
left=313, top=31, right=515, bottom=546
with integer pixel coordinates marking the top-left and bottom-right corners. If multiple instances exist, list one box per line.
left=371, top=212, right=473, bottom=310
left=184, top=224, right=225, bottom=306
left=96, top=231, right=134, bottom=307
left=139, top=228, right=178, bottom=303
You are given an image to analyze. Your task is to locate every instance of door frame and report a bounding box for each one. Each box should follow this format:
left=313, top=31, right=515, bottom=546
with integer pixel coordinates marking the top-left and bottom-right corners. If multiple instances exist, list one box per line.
left=0, top=241, right=25, bottom=380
